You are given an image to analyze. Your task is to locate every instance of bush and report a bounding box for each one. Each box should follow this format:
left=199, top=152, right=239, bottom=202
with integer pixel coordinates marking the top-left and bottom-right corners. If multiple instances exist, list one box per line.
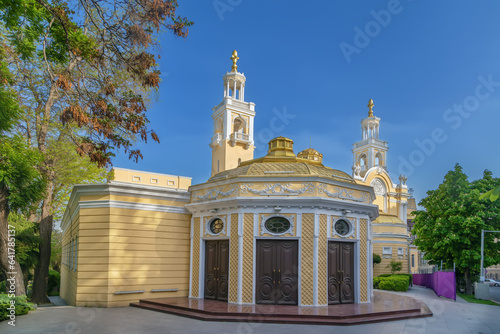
left=0, top=294, right=35, bottom=322
left=373, top=253, right=382, bottom=265
left=47, top=270, right=60, bottom=295
left=373, top=275, right=410, bottom=292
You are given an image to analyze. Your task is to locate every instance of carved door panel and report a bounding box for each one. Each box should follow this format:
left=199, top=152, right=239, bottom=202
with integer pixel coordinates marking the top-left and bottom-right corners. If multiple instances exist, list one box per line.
left=328, top=242, right=341, bottom=304
left=204, top=240, right=230, bottom=301
left=256, top=240, right=277, bottom=304
left=217, top=240, right=230, bottom=301
left=204, top=241, right=218, bottom=299
left=276, top=240, right=298, bottom=305
left=340, top=243, right=354, bottom=304
left=256, top=240, right=298, bottom=305
left=328, top=241, right=355, bottom=304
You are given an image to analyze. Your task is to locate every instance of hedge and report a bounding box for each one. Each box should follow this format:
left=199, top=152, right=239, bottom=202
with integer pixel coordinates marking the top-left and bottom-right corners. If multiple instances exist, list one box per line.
left=0, top=294, right=35, bottom=322
left=373, top=275, right=410, bottom=292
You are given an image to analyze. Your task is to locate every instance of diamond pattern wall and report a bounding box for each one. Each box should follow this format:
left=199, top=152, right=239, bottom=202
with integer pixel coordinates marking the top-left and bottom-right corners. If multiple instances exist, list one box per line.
left=191, top=217, right=200, bottom=297
left=360, top=218, right=368, bottom=302
left=301, top=213, right=314, bottom=305
left=229, top=213, right=239, bottom=303
left=318, top=214, right=327, bottom=305
left=241, top=213, right=254, bottom=303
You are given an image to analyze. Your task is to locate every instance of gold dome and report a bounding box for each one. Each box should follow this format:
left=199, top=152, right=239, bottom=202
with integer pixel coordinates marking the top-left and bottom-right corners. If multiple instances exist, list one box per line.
left=373, top=214, right=405, bottom=224
left=209, top=137, right=353, bottom=183
left=298, top=148, right=323, bottom=163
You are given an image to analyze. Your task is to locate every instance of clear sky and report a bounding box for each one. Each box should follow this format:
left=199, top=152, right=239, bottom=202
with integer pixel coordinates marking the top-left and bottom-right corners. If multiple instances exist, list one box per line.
left=112, top=0, right=500, bottom=204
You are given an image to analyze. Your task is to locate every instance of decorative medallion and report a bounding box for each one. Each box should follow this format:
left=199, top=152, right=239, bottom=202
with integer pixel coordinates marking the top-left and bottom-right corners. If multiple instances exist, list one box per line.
left=260, top=214, right=294, bottom=236
left=332, top=217, right=355, bottom=238
left=371, top=178, right=386, bottom=196
left=205, top=216, right=226, bottom=236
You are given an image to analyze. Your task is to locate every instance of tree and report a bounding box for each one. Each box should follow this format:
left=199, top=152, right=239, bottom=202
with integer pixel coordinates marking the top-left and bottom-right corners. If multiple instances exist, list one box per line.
left=1, top=0, right=191, bottom=303
left=412, top=164, right=500, bottom=294
left=386, top=261, right=402, bottom=275
left=0, top=137, right=46, bottom=296
left=373, top=253, right=382, bottom=267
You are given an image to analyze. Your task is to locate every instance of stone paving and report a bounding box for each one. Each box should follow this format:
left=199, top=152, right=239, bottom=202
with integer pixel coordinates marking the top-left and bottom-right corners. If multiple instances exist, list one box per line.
left=1, top=286, right=499, bottom=334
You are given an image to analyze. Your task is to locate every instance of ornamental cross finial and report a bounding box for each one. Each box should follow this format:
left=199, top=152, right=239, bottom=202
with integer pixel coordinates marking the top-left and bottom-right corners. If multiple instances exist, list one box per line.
left=231, top=50, right=239, bottom=72
left=368, top=99, right=374, bottom=117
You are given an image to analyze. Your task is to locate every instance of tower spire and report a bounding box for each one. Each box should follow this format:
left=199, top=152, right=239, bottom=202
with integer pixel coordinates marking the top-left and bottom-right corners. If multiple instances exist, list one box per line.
left=230, top=50, right=239, bottom=72
left=367, top=99, right=374, bottom=117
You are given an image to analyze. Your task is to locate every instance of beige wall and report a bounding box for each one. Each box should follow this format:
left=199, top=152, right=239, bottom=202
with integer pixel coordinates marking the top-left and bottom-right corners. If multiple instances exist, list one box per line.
left=60, top=216, right=79, bottom=306
left=61, top=185, right=191, bottom=307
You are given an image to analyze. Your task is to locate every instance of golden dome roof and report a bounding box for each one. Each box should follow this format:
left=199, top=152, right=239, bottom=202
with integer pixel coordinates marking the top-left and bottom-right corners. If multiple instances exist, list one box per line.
left=209, top=137, right=353, bottom=183
left=373, top=214, right=405, bottom=224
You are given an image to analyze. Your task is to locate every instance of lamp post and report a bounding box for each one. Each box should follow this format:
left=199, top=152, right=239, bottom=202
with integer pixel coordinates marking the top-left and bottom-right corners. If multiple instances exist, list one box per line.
left=480, top=229, right=500, bottom=281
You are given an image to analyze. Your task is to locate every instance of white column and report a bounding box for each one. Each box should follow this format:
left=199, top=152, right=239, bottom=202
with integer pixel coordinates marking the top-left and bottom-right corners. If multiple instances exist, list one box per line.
left=248, top=115, right=254, bottom=144
left=226, top=80, right=229, bottom=98
left=237, top=213, right=243, bottom=304
left=313, top=213, right=319, bottom=306
left=241, top=83, right=245, bottom=101
left=233, top=80, right=237, bottom=98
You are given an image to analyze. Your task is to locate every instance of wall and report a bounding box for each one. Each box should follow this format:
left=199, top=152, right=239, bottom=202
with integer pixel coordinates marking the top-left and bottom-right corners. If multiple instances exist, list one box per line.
left=60, top=182, right=191, bottom=307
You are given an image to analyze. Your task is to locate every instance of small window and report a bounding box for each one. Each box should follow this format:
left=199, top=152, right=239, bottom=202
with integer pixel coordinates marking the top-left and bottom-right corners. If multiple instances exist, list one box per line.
left=265, top=217, right=291, bottom=234
left=132, top=176, right=141, bottom=182
left=150, top=178, right=159, bottom=184
left=383, top=247, right=392, bottom=255
left=411, top=254, right=415, bottom=267
left=167, top=180, right=175, bottom=186
left=398, top=247, right=404, bottom=256
left=334, top=219, right=350, bottom=236
left=209, top=218, right=224, bottom=234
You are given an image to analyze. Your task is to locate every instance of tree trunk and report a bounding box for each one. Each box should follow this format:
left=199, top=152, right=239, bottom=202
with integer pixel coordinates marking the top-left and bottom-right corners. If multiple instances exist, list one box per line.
left=0, top=184, right=27, bottom=296
left=31, top=180, right=54, bottom=304
left=465, top=269, right=473, bottom=295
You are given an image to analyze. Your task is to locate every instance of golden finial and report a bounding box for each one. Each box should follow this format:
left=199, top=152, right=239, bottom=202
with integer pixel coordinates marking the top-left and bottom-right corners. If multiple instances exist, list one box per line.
left=367, top=99, right=374, bottom=117
left=230, top=50, right=239, bottom=72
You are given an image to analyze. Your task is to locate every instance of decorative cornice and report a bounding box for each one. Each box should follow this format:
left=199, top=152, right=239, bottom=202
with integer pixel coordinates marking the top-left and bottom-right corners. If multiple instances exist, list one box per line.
left=192, top=185, right=238, bottom=202
left=318, top=183, right=368, bottom=202
left=240, top=182, right=314, bottom=196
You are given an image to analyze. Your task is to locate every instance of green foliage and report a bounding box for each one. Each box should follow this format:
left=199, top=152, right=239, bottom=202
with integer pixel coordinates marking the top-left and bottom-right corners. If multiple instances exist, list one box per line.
left=386, top=260, right=403, bottom=275
left=373, top=253, right=381, bottom=265
left=0, top=294, right=35, bottom=322
left=373, top=275, right=409, bottom=292
left=8, top=213, right=40, bottom=275
left=456, top=292, right=500, bottom=306
left=0, top=136, right=46, bottom=212
left=47, top=269, right=60, bottom=295
left=480, top=185, right=500, bottom=201
left=412, top=164, right=500, bottom=292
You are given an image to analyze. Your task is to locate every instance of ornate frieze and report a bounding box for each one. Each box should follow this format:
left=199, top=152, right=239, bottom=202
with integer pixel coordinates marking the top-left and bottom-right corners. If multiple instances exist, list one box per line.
left=240, top=182, right=314, bottom=196
left=192, top=185, right=238, bottom=202
left=318, top=183, right=368, bottom=202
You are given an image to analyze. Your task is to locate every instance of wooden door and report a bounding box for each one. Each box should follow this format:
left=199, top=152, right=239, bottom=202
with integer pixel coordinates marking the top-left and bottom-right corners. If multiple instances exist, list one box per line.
left=204, top=240, right=229, bottom=301
left=328, top=241, right=355, bottom=304
left=256, top=240, right=298, bottom=305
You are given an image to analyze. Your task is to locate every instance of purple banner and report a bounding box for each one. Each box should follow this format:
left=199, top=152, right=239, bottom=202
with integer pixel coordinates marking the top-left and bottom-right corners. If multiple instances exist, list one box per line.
left=413, top=271, right=456, bottom=300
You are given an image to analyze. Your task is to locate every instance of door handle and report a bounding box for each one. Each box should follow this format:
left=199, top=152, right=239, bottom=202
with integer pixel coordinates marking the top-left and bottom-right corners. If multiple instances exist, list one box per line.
left=278, top=269, right=281, bottom=284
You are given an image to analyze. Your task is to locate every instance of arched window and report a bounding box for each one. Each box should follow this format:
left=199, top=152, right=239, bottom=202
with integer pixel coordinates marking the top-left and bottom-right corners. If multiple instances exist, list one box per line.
left=359, top=154, right=367, bottom=167
left=375, top=152, right=383, bottom=166
left=233, top=117, right=245, bottom=133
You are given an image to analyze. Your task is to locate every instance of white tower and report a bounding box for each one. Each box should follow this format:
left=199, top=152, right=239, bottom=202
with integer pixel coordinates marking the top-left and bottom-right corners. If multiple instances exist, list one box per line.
left=210, top=50, right=256, bottom=176
left=352, top=99, right=389, bottom=178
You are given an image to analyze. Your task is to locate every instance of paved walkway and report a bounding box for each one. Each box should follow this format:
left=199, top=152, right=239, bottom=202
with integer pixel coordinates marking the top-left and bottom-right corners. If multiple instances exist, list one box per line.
left=1, top=286, right=499, bottom=334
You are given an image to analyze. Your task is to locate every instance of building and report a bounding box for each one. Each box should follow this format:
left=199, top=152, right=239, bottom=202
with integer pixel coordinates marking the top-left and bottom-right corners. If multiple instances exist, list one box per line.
left=350, top=101, right=412, bottom=276
left=60, top=51, right=422, bottom=308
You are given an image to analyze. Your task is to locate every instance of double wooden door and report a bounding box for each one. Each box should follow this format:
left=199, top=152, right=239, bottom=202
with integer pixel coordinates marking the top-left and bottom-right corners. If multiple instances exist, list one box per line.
left=328, top=241, right=355, bottom=304
left=204, top=240, right=229, bottom=301
left=256, top=240, right=298, bottom=305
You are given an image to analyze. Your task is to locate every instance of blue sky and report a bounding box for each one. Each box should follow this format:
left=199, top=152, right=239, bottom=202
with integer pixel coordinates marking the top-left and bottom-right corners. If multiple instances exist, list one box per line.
left=112, top=0, right=500, bottom=204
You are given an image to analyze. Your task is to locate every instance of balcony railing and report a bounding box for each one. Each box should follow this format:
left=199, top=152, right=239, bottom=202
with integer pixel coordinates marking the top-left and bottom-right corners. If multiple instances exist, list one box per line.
left=230, top=132, right=251, bottom=148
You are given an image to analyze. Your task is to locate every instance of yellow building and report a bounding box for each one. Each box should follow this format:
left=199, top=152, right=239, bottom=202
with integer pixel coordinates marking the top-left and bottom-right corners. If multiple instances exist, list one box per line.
left=61, top=51, right=426, bottom=308
left=351, top=100, right=412, bottom=276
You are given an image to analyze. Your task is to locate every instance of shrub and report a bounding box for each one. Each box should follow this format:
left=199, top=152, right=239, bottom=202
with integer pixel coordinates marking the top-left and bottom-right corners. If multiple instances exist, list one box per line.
left=373, top=253, right=382, bottom=265
left=373, top=275, right=410, bottom=292
left=0, top=294, right=35, bottom=322
left=47, top=270, right=60, bottom=295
